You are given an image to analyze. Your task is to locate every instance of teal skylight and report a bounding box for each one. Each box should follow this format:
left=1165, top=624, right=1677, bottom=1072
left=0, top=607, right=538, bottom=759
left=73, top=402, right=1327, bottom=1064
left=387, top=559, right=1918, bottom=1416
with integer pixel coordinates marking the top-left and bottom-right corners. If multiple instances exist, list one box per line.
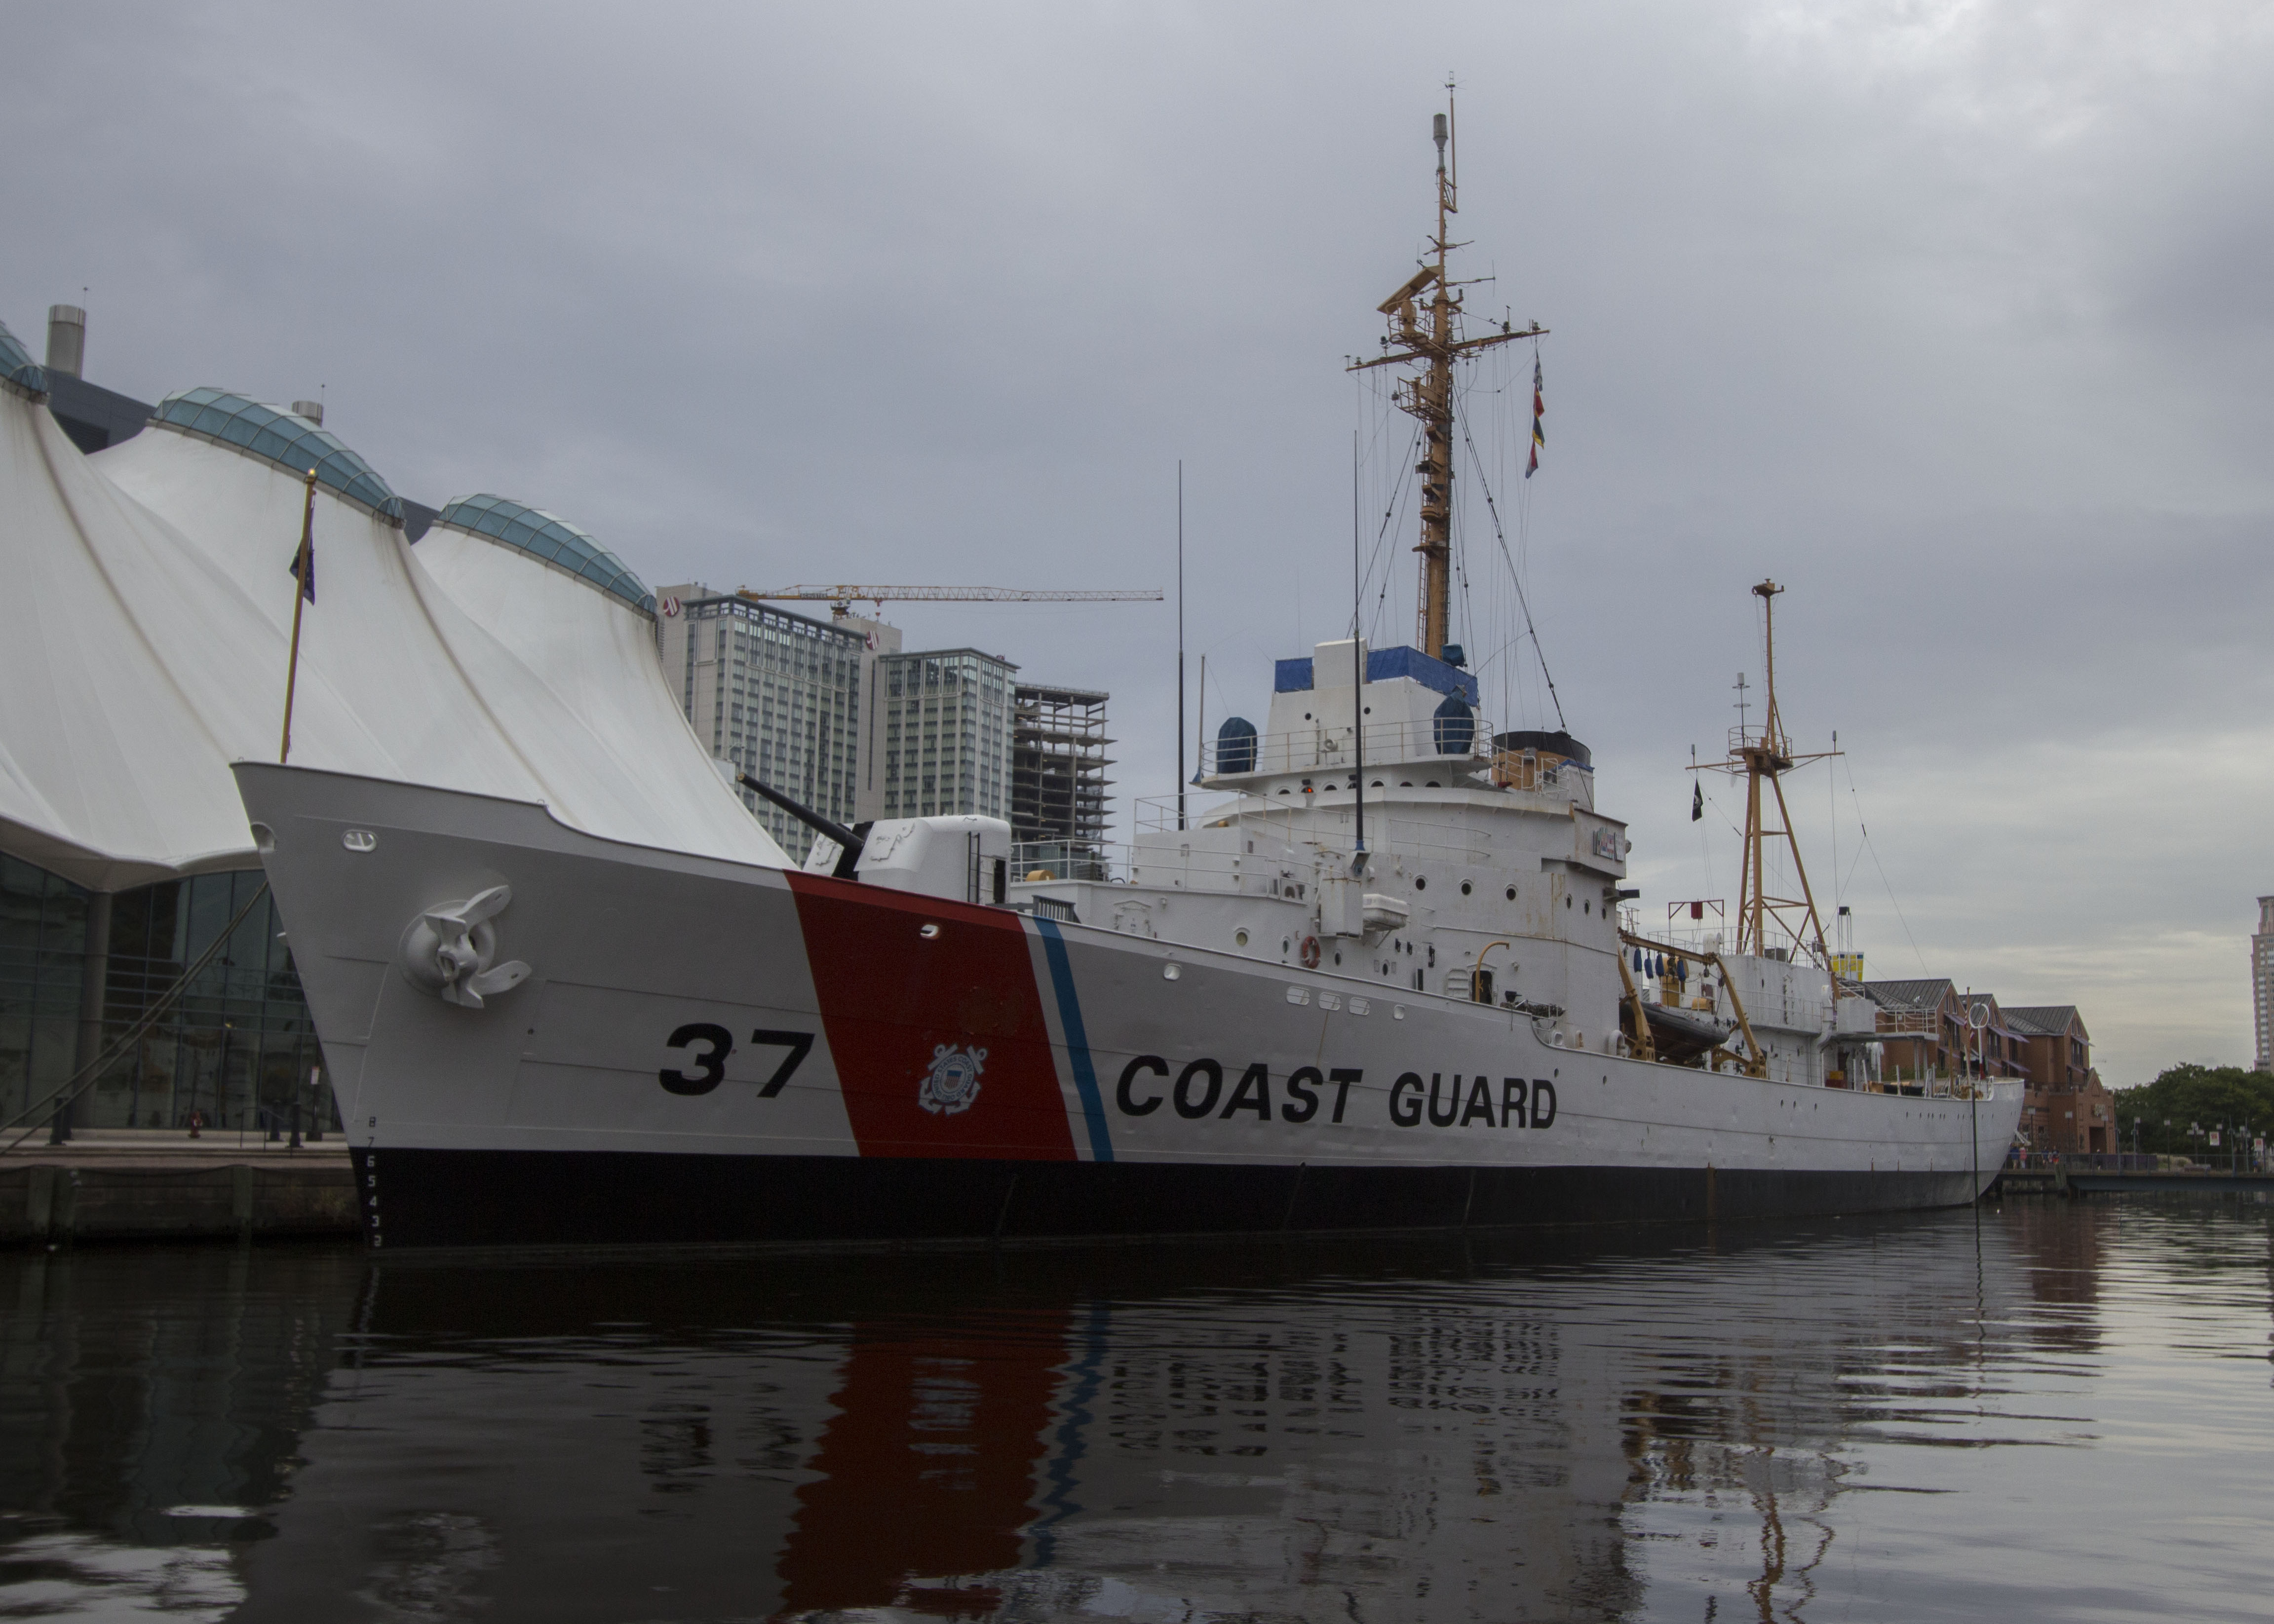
left=432, top=493, right=655, bottom=615
left=0, top=320, right=46, bottom=397
left=152, top=388, right=404, bottom=524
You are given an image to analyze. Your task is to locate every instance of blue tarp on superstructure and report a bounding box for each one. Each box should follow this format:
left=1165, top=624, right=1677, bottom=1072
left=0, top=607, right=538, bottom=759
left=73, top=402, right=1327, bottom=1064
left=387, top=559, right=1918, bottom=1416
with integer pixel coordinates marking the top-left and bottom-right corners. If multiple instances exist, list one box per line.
left=1273, top=645, right=1479, bottom=704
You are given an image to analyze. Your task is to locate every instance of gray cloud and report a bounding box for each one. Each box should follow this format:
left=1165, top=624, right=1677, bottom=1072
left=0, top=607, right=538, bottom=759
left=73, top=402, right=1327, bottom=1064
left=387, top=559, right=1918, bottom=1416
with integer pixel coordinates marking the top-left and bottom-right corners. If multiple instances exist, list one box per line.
left=6, top=0, right=2270, bottom=1081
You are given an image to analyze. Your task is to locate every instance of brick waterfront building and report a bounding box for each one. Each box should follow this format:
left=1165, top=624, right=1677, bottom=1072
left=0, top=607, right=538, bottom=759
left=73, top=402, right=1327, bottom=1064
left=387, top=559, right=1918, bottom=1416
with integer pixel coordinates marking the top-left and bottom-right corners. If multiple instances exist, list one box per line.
left=2004, top=1005, right=2113, bottom=1154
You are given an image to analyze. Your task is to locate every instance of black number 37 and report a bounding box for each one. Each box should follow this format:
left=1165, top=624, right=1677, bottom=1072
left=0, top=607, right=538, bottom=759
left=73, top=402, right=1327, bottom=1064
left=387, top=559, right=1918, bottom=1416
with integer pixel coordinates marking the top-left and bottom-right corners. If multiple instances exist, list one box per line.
left=659, top=1024, right=812, bottom=1097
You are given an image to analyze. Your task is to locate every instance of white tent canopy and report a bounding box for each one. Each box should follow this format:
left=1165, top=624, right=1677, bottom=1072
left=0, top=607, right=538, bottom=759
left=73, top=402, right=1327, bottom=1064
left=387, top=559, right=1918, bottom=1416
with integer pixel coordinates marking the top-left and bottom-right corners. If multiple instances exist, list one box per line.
left=0, top=384, right=379, bottom=889
left=0, top=368, right=787, bottom=892
left=411, top=494, right=759, bottom=862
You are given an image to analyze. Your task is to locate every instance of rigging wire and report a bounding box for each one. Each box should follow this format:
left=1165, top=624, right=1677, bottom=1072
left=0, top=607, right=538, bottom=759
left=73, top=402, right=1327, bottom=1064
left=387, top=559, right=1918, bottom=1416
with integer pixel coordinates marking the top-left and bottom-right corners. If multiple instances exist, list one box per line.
left=1696, top=781, right=1745, bottom=842
left=1509, top=337, right=1542, bottom=725
left=1368, top=424, right=1424, bottom=593
left=1360, top=415, right=1423, bottom=650
left=1829, top=727, right=1841, bottom=910
left=1458, top=411, right=1566, bottom=729
left=1842, top=749, right=1929, bottom=976
left=1450, top=364, right=1506, bottom=720
left=1355, top=367, right=1425, bottom=647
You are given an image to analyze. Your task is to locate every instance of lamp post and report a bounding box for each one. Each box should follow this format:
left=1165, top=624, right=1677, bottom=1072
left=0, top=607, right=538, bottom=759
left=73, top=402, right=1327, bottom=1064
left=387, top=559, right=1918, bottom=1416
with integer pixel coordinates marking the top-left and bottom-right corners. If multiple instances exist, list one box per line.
left=217, top=1020, right=236, bottom=1146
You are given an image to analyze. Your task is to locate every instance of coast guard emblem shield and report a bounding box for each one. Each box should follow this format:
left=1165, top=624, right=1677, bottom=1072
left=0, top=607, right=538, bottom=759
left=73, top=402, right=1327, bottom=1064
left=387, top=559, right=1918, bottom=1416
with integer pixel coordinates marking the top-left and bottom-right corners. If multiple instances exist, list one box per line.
left=919, top=1044, right=987, bottom=1116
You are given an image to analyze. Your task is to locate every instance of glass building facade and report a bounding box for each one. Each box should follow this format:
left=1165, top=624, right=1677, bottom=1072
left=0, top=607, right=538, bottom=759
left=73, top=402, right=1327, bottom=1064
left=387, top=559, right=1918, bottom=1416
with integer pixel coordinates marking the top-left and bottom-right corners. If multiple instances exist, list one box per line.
left=878, top=648, right=1016, bottom=821
left=0, top=854, right=334, bottom=1137
left=150, top=388, right=403, bottom=523
left=654, top=591, right=862, bottom=860
left=432, top=493, right=655, bottom=613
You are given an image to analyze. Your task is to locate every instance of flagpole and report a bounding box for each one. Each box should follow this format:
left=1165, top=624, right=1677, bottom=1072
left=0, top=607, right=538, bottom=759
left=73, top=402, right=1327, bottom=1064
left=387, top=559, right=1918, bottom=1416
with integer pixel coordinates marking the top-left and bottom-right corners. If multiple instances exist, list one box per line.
left=279, top=466, right=317, bottom=764
left=1175, top=460, right=1185, bottom=834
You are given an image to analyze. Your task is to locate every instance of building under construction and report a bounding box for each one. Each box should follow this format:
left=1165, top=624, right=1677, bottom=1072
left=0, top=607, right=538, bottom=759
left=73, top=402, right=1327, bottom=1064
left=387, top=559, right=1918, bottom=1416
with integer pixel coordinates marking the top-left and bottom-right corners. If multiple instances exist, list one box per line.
left=1010, top=683, right=1112, bottom=861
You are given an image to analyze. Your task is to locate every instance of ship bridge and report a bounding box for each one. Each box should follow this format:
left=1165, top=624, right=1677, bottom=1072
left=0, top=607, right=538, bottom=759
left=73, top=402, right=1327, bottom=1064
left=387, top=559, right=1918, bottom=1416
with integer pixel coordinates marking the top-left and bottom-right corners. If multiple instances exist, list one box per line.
left=1008, top=637, right=1629, bottom=1042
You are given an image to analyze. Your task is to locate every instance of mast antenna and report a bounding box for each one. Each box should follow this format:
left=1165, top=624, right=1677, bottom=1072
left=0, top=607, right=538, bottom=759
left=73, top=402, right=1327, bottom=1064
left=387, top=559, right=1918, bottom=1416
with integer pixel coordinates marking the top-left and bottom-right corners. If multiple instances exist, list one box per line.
left=1349, top=88, right=1543, bottom=660
left=1690, top=579, right=1841, bottom=965
left=1352, top=427, right=1367, bottom=871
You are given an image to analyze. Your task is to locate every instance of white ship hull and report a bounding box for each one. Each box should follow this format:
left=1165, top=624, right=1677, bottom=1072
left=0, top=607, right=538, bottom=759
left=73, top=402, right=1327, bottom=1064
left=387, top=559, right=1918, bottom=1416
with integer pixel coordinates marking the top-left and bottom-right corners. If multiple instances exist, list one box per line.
left=235, top=765, right=2021, bottom=1249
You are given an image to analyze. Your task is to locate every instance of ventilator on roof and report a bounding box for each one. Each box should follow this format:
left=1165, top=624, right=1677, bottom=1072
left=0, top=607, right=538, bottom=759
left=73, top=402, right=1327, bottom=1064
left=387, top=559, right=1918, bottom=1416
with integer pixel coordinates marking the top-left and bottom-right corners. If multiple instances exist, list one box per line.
left=151, top=387, right=404, bottom=524
left=0, top=321, right=46, bottom=398
left=432, top=493, right=656, bottom=615
left=45, top=305, right=85, bottom=378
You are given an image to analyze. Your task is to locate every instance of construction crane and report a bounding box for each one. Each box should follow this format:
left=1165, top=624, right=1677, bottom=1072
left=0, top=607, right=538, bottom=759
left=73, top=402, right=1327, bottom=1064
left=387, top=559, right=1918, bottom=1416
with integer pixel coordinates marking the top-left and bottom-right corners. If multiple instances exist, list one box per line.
left=736, top=585, right=1161, bottom=621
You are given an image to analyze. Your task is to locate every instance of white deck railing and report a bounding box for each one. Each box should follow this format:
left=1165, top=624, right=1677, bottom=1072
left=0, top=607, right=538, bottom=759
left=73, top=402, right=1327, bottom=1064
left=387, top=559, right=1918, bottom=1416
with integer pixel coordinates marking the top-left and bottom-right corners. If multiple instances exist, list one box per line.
left=1201, top=718, right=1493, bottom=779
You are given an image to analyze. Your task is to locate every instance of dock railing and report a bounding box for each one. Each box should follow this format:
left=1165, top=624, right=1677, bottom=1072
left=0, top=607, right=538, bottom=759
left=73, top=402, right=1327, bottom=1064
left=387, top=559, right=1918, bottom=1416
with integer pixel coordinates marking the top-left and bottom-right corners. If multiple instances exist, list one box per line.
left=1010, top=842, right=1116, bottom=883
left=2006, top=1151, right=2159, bottom=1172
left=1015, top=803, right=1508, bottom=897
left=1133, top=797, right=1493, bottom=866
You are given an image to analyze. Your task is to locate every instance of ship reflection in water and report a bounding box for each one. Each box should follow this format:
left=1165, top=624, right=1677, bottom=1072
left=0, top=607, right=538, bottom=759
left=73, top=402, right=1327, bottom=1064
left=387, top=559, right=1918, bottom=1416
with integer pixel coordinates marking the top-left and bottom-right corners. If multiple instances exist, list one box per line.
left=3, top=1203, right=2272, bottom=1622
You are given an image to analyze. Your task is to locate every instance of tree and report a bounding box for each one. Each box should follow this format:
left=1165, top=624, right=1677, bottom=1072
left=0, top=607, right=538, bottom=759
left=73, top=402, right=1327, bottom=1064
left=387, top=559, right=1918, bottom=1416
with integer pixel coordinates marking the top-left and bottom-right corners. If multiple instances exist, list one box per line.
left=2111, top=1065, right=2274, bottom=1157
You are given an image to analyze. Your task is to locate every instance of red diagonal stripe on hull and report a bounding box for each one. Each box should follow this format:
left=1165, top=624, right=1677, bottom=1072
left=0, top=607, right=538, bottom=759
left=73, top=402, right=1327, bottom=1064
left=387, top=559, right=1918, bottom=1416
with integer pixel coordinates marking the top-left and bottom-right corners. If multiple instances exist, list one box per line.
left=786, top=873, right=1075, bottom=1161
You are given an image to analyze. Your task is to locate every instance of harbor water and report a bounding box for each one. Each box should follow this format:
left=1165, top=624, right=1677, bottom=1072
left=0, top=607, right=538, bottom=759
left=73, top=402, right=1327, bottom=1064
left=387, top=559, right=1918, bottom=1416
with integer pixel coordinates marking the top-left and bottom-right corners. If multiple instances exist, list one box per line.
left=3, top=1197, right=2270, bottom=1622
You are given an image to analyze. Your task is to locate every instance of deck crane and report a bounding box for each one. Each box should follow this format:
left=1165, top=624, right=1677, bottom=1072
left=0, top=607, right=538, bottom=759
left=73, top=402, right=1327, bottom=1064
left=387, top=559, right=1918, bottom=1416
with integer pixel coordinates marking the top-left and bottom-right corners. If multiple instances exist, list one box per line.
left=736, top=585, right=1161, bottom=620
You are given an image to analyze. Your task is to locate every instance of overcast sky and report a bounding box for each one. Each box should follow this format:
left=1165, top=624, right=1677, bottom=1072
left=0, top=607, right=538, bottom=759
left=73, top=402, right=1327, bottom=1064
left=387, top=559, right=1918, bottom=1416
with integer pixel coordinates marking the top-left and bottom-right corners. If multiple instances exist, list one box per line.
left=6, top=1, right=2271, bottom=1084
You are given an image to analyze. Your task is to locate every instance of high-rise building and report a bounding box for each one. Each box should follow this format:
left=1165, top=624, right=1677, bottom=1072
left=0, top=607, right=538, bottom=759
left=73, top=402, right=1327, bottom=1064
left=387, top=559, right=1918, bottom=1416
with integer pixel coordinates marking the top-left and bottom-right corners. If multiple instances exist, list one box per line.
left=875, top=648, right=1017, bottom=821
left=2254, top=896, right=2274, bottom=1072
left=841, top=611, right=905, bottom=826
left=654, top=584, right=862, bottom=858
left=1011, top=682, right=1112, bottom=858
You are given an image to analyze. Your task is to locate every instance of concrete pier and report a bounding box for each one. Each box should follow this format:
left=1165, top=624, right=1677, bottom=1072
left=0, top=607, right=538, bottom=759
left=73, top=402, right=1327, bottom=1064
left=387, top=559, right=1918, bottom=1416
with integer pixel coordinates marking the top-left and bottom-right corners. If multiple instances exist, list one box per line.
left=1, top=1129, right=357, bottom=1244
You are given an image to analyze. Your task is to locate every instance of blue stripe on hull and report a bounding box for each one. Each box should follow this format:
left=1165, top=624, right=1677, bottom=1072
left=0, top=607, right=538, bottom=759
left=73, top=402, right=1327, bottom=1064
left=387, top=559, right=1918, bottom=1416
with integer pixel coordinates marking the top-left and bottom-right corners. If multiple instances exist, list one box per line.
left=1034, top=917, right=1114, bottom=1163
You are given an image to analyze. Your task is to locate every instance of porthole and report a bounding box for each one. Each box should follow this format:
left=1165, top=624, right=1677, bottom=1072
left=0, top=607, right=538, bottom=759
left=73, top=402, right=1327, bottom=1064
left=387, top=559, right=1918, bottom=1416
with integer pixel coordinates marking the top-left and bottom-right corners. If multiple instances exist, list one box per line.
left=1505, top=886, right=1516, bottom=901
left=1235, top=929, right=1249, bottom=947
left=1371, top=779, right=1385, bottom=788
left=1425, top=781, right=1441, bottom=788
left=1584, top=900, right=1591, bottom=914
left=1400, top=781, right=1413, bottom=788
left=1415, top=876, right=1427, bottom=891
left=1565, top=896, right=1572, bottom=909
left=1460, top=881, right=1472, bottom=896
left=1282, top=938, right=1291, bottom=954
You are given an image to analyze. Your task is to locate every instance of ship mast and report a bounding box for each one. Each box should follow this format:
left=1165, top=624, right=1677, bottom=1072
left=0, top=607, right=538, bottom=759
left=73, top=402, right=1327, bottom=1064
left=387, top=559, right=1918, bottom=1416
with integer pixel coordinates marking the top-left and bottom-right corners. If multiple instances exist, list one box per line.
left=1696, top=580, right=1840, bottom=964
left=1349, top=82, right=1544, bottom=660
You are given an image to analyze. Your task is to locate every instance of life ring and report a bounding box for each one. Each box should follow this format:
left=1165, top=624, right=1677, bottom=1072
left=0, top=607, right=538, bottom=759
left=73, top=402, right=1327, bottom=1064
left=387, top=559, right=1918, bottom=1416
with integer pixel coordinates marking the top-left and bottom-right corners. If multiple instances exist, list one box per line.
left=1299, top=935, right=1321, bottom=969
